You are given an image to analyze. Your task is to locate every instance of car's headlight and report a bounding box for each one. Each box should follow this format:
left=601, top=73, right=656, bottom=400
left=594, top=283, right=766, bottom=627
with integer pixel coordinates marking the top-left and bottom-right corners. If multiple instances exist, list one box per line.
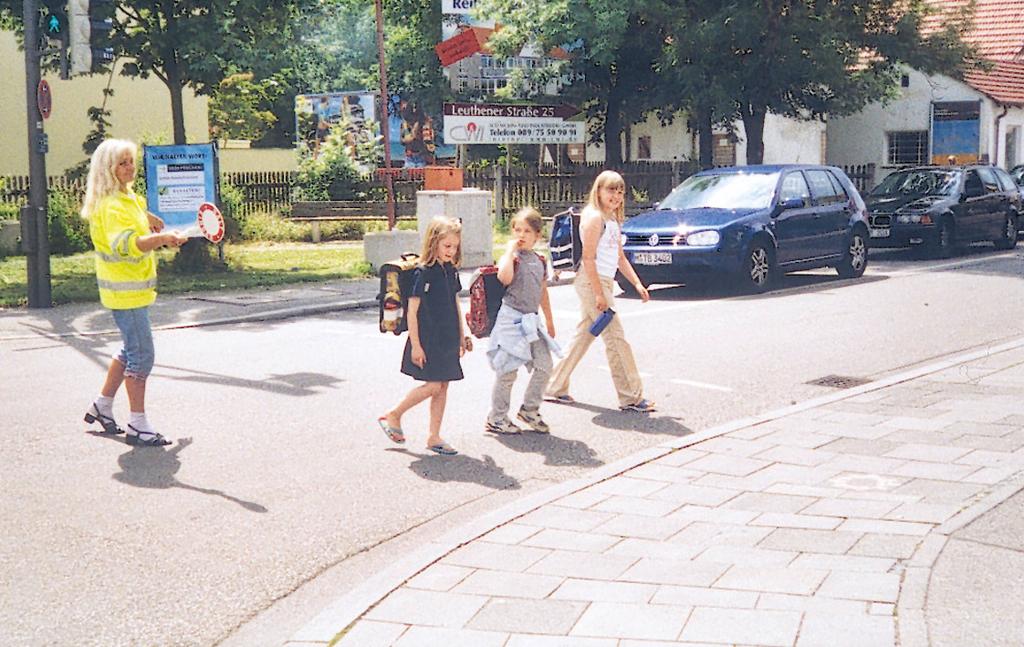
left=896, top=214, right=933, bottom=224
left=686, top=230, right=720, bottom=246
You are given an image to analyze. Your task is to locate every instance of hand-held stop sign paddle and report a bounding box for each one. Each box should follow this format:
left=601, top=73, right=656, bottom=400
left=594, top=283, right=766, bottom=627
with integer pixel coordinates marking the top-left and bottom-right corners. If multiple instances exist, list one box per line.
left=179, top=202, right=225, bottom=243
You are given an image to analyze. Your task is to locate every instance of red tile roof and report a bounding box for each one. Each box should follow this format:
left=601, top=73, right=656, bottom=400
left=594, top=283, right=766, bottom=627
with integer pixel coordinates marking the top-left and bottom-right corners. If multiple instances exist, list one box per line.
left=964, top=59, right=1024, bottom=105
left=924, top=0, right=1024, bottom=104
left=924, top=0, right=1024, bottom=61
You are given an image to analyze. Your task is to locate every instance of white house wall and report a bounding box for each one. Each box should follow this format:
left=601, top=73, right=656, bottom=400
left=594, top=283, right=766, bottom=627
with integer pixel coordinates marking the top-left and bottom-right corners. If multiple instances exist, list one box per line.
left=738, top=113, right=826, bottom=165
left=584, top=111, right=823, bottom=165
left=825, top=68, right=1024, bottom=186
left=0, top=32, right=209, bottom=177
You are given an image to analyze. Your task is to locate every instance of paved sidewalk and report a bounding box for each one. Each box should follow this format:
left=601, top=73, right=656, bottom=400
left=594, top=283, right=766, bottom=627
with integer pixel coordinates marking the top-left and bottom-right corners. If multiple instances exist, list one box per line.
left=0, top=276, right=382, bottom=341
left=292, top=339, right=1024, bottom=647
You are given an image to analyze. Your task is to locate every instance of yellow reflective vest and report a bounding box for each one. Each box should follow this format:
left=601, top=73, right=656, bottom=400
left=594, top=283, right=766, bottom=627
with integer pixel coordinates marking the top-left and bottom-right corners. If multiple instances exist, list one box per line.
left=88, top=191, right=158, bottom=310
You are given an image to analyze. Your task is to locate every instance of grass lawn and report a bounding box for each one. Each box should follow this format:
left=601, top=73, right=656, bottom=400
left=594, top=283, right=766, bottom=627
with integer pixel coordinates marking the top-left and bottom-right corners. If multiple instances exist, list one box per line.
left=0, top=242, right=372, bottom=307
left=0, top=232, right=519, bottom=308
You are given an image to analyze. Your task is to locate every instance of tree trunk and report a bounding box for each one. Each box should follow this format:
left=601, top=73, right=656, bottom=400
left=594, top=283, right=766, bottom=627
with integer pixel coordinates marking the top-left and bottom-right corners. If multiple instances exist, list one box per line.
left=168, top=78, right=186, bottom=145
left=697, top=107, right=713, bottom=169
left=741, top=105, right=766, bottom=165
left=604, top=93, right=623, bottom=165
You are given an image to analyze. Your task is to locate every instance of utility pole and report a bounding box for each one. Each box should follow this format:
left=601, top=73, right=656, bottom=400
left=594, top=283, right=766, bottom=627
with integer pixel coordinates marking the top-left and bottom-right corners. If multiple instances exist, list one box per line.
left=23, top=0, right=53, bottom=308
left=375, top=0, right=397, bottom=231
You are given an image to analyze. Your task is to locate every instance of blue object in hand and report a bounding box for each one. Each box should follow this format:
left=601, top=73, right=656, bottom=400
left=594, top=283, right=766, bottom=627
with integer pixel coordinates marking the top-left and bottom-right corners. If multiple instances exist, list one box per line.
left=589, top=308, right=615, bottom=336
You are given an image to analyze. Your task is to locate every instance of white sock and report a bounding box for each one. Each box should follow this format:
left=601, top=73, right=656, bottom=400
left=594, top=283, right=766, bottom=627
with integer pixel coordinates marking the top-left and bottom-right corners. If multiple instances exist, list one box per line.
left=94, top=396, right=114, bottom=417
left=128, top=412, right=153, bottom=434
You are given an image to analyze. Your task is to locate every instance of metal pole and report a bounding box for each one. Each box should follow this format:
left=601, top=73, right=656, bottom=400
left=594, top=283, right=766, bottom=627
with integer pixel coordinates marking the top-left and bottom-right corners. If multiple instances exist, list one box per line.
left=374, top=0, right=397, bottom=231
left=23, top=0, right=52, bottom=308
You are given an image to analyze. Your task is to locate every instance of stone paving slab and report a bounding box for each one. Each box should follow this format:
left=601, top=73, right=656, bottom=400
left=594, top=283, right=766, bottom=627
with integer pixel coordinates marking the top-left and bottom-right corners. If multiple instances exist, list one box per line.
left=302, top=339, right=1024, bottom=646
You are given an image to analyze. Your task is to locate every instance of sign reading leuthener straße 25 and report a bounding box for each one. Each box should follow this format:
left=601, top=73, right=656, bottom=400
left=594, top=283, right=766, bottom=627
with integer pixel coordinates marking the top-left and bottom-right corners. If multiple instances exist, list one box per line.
left=443, top=103, right=585, bottom=145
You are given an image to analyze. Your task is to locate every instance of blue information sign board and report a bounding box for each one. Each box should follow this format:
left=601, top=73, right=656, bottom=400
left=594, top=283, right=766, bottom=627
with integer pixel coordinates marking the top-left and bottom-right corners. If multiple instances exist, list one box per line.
left=143, top=143, right=220, bottom=229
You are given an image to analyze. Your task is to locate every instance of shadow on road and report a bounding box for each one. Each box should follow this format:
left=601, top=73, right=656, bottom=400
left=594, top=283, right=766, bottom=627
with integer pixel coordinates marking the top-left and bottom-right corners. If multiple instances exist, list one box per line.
left=93, top=436, right=268, bottom=512
left=387, top=448, right=521, bottom=490
left=551, top=401, right=692, bottom=437
left=487, top=431, right=604, bottom=468
left=158, top=365, right=344, bottom=397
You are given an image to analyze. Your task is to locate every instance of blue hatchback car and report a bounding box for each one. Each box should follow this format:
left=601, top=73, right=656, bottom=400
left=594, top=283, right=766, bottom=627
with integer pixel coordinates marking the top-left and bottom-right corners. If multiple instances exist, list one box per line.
left=620, top=165, right=870, bottom=293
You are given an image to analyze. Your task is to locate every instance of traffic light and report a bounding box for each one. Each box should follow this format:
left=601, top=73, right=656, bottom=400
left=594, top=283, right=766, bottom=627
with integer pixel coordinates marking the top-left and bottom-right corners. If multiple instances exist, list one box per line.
left=40, top=0, right=68, bottom=41
left=69, top=0, right=115, bottom=75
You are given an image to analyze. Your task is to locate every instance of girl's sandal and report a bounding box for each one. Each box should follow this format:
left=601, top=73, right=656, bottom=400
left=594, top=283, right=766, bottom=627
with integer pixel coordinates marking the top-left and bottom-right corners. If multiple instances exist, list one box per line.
left=377, top=417, right=405, bottom=444
left=125, top=425, right=171, bottom=446
left=84, top=405, right=124, bottom=435
left=427, top=442, right=458, bottom=456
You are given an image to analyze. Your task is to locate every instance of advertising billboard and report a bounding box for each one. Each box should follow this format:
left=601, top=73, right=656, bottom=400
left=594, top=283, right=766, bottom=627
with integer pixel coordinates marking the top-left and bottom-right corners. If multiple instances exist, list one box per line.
left=931, top=101, right=981, bottom=164
left=295, top=91, right=378, bottom=161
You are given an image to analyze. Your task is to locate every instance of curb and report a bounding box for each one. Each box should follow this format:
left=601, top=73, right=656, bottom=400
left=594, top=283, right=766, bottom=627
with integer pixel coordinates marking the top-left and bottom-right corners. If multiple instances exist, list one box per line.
left=286, top=334, right=1024, bottom=645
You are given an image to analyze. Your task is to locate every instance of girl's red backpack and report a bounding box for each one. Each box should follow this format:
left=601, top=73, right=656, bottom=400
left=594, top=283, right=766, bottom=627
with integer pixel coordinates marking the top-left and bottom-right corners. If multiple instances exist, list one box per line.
left=465, top=265, right=504, bottom=338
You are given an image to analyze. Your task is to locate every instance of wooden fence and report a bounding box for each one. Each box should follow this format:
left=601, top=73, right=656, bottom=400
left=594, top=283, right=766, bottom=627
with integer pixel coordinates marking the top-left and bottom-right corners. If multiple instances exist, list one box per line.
left=1, top=161, right=880, bottom=218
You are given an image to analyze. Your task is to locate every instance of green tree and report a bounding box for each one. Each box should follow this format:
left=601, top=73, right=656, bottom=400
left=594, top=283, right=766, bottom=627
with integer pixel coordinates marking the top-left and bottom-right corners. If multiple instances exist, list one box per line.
left=208, top=72, right=279, bottom=143
left=664, top=0, right=981, bottom=164
left=481, top=0, right=672, bottom=164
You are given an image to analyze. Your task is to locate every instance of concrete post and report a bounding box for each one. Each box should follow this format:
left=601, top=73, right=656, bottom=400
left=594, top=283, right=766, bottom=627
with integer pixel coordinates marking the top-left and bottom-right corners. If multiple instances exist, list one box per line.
left=417, top=189, right=493, bottom=268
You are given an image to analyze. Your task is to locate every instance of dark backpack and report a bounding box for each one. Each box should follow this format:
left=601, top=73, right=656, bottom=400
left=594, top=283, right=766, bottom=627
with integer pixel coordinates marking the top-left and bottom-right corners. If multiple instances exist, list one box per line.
left=465, top=265, right=505, bottom=338
left=549, top=207, right=581, bottom=272
left=465, top=252, right=546, bottom=338
left=377, top=253, right=420, bottom=335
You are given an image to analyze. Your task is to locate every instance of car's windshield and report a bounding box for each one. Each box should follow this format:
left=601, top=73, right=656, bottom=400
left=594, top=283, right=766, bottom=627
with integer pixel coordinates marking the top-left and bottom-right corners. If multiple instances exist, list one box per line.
left=870, top=170, right=959, bottom=197
left=658, top=171, right=779, bottom=210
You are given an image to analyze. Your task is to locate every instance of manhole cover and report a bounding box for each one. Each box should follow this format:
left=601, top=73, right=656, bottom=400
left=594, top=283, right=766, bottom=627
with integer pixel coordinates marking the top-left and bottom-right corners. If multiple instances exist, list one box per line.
left=806, top=374, right=871, bottom=389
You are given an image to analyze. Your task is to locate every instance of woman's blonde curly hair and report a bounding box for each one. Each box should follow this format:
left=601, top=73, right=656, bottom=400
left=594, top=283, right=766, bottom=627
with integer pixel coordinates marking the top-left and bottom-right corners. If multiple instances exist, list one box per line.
left=81, top=139, right=137, bottom=219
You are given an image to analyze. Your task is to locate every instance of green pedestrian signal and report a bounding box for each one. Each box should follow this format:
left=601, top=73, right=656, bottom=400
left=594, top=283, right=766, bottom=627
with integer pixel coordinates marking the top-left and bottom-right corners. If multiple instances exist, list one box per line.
left=41, top=0, right=68, bottom=40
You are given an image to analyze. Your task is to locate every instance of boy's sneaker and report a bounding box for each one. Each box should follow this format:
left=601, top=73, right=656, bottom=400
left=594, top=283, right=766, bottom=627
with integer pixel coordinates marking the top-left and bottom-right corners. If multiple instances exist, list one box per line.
left=516, top=408, right=550, bottom=434
left=620, top=398, right=656, bottom=413
left=485, top=418, right=522, bottom=435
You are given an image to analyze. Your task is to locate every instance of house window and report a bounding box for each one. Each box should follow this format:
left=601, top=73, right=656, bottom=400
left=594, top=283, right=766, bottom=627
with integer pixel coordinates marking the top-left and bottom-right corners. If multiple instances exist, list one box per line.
left=887, top=131, right=929, bottom=165
left=712, top=134, right=736, bottom=166
left=637, top=136, right=652, bottom=160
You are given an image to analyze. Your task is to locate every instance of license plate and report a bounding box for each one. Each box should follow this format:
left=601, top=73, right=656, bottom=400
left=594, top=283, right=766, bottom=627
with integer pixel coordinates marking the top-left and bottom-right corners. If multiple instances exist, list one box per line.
left=633, top=252, right=672, bottom=265
left=870, top=228, right=890, bottom=238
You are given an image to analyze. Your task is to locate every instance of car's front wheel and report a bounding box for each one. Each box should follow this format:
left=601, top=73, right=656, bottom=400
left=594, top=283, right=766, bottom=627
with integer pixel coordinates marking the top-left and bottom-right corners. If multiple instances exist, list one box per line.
left=739, top=241, right=774, bottom=293
left=836, top=228, right=868, bottom=278
left=993, top=212, right=1018, bottom=250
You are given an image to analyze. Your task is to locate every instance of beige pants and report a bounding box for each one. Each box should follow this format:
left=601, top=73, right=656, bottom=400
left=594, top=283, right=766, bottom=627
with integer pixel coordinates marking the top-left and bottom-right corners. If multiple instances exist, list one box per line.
left=545, top=273, right=644, bottom=407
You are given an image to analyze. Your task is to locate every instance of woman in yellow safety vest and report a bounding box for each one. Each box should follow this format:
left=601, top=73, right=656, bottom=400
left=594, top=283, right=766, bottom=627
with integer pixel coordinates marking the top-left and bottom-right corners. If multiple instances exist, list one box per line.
left=81, top=139, right=187, bottom=445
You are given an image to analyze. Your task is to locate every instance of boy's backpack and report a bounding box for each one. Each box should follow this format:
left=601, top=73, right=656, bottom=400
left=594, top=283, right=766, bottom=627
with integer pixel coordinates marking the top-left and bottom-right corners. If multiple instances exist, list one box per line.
left=549, top=207, right=581, bottom=272
left=377, top=253, right=420, bottom=335
left=465, top=265, right=505, bottom=338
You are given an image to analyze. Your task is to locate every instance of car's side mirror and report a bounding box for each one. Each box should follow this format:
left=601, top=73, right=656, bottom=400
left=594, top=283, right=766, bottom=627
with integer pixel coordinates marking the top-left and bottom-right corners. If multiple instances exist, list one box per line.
left=652, top=201, right=660, bottom=209
left=778, top=197, right=805, bottom=211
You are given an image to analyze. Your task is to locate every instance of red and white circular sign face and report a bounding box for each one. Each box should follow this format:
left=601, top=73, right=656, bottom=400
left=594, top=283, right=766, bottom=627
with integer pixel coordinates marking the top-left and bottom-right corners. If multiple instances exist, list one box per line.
left=197, top=202, right=225, bottom=243
left=37, top=80, right=52, bottom=120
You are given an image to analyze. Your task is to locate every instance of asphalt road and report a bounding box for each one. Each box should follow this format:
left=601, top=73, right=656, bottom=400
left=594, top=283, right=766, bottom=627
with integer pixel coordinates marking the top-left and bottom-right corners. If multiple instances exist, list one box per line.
left=2, top=244, right=1023, bottom=646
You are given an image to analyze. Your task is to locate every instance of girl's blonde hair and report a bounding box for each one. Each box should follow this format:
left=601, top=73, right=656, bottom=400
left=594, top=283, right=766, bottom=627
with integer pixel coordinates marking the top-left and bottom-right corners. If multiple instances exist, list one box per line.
left=584, top=170, right=626, bottom=224
left=511, top=206, right=544, bottom=235
left=81, top=138, right=137, bottom=219
left=419, top=216, right=462, bottom=267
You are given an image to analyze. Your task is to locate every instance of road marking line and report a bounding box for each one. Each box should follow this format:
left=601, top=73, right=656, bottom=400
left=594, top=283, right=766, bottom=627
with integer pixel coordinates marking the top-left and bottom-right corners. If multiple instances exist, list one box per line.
left=598, top=366, right=653, bottom=378
left=670, top=378, right=734, bottom=392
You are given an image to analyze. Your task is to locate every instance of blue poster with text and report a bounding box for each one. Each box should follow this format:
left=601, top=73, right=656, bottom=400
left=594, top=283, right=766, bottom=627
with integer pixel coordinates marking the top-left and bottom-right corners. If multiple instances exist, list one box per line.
left=143, top=143, right=219, bottom=229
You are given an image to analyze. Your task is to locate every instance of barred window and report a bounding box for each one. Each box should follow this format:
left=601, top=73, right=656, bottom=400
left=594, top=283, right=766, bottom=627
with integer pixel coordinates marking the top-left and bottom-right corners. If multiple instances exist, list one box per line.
left=887, top=131, right=928, bottom=165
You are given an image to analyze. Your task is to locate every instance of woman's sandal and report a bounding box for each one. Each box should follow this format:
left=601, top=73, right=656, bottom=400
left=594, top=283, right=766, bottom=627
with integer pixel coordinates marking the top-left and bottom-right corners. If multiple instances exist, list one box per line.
left=427, top=442, right=458, bottom=456
left=84, top=404, right=124, bottom=435
left=125, top=425, right=171, bottom=446
left=377, top=416, right=405, bottom=444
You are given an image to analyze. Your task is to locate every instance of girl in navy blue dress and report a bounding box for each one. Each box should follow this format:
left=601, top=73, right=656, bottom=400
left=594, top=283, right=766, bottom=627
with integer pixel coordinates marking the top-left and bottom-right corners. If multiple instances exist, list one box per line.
left=378, top=217, right=472, bottom=455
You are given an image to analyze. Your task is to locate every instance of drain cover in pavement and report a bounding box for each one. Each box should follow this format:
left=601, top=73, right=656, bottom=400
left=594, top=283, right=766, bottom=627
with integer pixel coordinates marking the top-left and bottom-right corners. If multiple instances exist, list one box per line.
left=806, top=374, right=871, bottom=389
